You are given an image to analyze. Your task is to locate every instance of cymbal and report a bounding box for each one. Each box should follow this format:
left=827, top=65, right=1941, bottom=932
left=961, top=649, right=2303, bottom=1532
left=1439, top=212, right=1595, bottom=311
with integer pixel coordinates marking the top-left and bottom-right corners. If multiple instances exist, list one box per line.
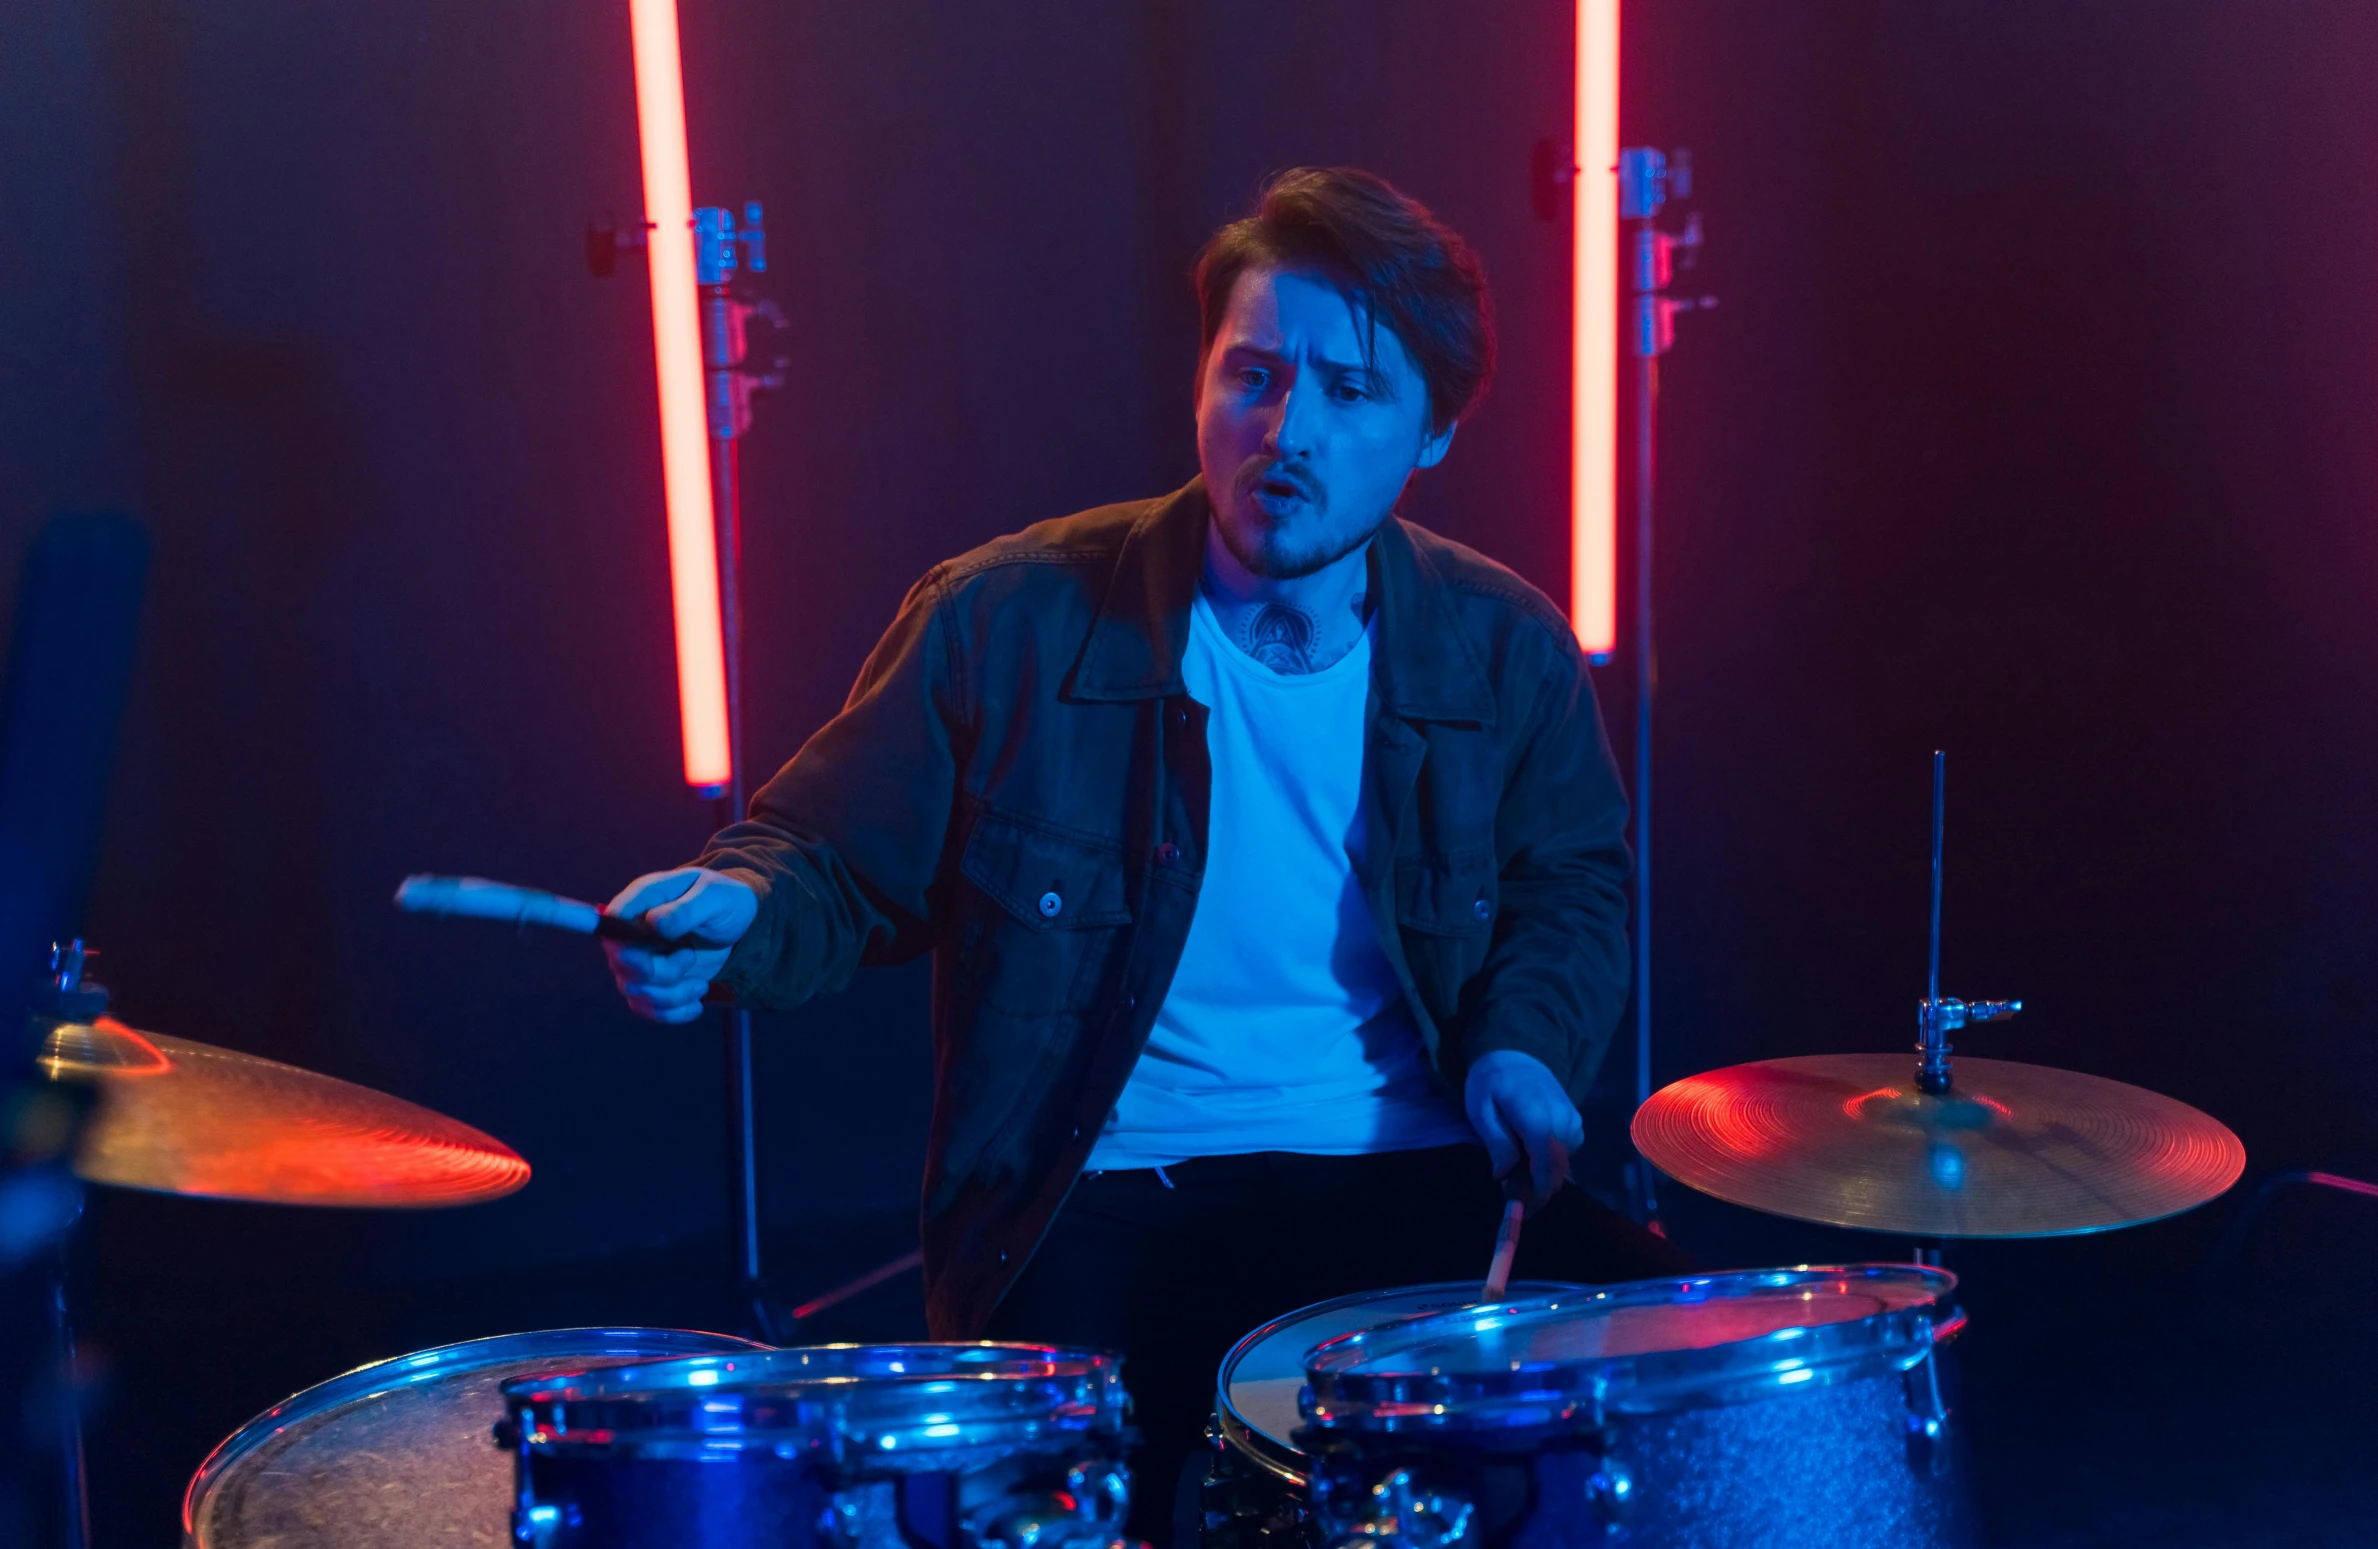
left=1632, top=1053, right=2244, bottom=1238
left=39, top=1017, right=530, bottom=1208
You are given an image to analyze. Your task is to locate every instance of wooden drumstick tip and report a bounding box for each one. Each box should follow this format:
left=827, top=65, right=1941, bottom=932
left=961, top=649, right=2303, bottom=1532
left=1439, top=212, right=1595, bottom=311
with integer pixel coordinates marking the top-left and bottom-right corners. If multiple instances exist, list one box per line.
left=1483, top=1195, right=1525, bottom=1300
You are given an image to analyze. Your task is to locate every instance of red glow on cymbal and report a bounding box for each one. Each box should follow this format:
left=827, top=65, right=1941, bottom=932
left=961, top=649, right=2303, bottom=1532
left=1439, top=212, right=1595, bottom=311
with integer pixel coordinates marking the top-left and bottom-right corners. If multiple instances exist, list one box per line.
left=53, top=1023, right=531, bottom=1209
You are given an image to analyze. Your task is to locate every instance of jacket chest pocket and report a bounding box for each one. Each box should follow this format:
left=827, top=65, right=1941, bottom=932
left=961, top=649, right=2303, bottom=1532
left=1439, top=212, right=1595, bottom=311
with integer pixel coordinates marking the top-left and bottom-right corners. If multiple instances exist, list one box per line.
left=1395, top=844, right=1498, bottom=1022
left=954, top=808, right=1133, bottom=1018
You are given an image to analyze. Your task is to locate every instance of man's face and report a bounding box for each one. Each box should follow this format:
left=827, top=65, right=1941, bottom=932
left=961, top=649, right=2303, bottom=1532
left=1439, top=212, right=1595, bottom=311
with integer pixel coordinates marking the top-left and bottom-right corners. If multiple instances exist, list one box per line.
left=1196, top=264, right=1454, bottom=579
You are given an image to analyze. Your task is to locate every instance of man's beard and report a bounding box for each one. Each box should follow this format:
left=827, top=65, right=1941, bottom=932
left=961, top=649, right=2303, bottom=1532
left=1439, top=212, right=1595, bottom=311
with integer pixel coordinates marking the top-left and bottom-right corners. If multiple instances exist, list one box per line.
left=1214, top=507, right=1374, bottom=580
left=1215, top=475, right=1381, bottom=580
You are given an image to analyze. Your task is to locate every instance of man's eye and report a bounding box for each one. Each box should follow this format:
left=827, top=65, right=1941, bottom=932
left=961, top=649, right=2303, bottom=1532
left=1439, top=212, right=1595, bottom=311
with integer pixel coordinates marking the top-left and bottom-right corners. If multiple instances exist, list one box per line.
left=1330, top=383, right=1368, bottom=403
left=1237, top=368, right=1270, bottom=390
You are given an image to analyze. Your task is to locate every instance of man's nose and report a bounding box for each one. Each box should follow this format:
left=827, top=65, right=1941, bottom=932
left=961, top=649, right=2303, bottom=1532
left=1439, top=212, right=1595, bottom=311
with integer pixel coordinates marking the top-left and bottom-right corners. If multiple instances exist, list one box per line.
left=1265, top=377, right=1319, bottom=458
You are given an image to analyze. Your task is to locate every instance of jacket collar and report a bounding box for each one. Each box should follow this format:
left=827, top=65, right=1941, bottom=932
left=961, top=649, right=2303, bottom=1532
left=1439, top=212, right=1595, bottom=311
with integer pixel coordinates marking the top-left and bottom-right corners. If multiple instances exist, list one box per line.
left=1069, top=477, right=1498, bottom=728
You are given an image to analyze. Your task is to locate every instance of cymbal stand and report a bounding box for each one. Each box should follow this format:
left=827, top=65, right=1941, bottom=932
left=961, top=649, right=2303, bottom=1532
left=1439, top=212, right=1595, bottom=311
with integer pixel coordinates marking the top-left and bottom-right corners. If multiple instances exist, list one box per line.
left=1909, top=750, right=2020, bottom=1272
left=1616, top=147, right=1712, bottom=1229
left=1913, top=750, right=2022, bottom=1096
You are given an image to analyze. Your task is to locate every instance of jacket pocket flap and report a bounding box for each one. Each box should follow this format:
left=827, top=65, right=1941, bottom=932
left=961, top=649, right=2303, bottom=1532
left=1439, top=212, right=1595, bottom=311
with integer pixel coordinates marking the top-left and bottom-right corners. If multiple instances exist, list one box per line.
left=960, top=809, right=1132, bottom=930
left=1396, top=845, right=1498, bottom=936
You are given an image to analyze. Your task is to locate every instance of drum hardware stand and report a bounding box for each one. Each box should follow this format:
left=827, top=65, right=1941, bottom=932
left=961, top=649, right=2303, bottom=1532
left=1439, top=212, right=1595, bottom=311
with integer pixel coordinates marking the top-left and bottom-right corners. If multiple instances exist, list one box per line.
left=34, top=941, right=104, bottom=1549
left=1911, top=750, right=2018, bottom=1273
left=1913, top=750, right=2022, bottom=1097
left=593, top=202, right=790, bottom=1340
left=1616, top=147, right=1713, bottom=1233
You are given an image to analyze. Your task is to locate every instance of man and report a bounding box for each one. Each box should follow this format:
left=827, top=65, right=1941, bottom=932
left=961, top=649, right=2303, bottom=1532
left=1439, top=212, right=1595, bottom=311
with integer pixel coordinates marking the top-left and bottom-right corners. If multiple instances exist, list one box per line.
left=605, top=167, right=1686, bottom=1540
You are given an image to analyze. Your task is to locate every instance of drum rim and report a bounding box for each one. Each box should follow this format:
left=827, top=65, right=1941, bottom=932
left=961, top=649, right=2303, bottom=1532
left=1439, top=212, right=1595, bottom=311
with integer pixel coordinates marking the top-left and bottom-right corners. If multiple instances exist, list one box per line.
left=500, top=1341, right=1128, bottom=1459
left=1215, top=1281, right=1582, bottom=1486
left=1302, top=1264, right=1957, bottom=1434
left=181, top=1324, right=764, bottom=1546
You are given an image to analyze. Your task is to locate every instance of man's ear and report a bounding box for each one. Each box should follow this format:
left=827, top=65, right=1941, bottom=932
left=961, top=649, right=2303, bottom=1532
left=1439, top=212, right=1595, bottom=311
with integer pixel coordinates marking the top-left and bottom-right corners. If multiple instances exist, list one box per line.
left=1416, top=420, right=1458, bottom=470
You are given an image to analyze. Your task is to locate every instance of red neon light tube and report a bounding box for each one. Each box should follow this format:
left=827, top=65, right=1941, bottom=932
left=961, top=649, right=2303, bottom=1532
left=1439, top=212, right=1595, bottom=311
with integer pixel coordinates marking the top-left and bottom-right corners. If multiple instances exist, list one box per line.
left=1572, top=0, right=1620, bottom=659
left=628, top=0, right=732, bottom=790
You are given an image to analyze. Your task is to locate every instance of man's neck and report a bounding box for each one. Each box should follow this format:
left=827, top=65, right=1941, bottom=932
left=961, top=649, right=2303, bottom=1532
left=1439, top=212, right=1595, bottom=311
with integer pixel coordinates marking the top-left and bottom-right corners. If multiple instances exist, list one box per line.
left=1200, top=524, right=1373, bottom=676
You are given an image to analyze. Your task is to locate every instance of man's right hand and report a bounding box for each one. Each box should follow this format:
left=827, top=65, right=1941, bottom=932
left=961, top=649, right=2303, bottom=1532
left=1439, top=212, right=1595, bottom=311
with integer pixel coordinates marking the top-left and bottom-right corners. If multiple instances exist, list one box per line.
left=604, top=867, right=759, bottom=1023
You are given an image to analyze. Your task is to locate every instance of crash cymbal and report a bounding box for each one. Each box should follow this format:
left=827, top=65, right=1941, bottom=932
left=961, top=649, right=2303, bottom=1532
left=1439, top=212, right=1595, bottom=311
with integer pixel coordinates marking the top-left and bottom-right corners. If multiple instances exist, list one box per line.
left=39, top=1017, right=530, bottom=1208
left=1632, top=1053, right=2244, bottom=1238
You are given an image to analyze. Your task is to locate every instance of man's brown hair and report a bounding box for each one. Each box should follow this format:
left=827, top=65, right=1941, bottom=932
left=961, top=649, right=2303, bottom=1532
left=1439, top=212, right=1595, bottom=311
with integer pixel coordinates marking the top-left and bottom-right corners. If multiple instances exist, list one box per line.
left=1193, top=167, right=1496, bottom=436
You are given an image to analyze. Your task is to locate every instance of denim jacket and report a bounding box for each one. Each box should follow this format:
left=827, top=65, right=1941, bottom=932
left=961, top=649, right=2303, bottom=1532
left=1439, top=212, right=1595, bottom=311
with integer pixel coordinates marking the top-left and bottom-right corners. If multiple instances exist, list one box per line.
left=699, top=478, right=1631, bottom=1336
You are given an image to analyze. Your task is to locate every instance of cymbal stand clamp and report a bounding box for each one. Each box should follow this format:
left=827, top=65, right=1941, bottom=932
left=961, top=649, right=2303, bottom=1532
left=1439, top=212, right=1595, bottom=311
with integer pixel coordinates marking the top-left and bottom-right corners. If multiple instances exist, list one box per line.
left=1914, top=996, right=2021, bottom=1094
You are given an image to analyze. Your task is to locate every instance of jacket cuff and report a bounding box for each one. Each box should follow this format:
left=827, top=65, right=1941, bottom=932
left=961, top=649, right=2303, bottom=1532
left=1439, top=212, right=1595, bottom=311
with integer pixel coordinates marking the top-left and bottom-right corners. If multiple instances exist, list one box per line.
left=704, top=864, right=779, bottom=1001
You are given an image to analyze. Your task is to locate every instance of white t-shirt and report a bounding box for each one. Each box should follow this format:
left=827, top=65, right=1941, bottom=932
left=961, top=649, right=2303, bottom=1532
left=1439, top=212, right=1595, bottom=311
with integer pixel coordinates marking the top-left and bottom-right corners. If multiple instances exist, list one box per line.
left=1086, top=593, right=1476, bottom=1169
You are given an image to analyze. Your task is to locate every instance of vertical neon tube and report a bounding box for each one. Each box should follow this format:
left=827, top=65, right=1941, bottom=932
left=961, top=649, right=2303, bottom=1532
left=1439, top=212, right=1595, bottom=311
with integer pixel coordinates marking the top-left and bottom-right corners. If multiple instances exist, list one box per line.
left=1571, top=0, right=1620, bottom=658
left=628, top=0, right=732, bottom=789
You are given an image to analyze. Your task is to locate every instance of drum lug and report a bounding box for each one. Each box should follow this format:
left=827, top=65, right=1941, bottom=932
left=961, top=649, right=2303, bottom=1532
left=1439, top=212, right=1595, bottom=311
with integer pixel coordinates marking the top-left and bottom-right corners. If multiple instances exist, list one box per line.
left=1067, top=1458, right=1133, bottom=1525
left=1316, top=1466, right=1476, bottom=1549
left=1902, top=1348, right=1954, bottom=1478
left=966, top=1456, right=1134, bottom=1549
left=1586, top=1456, right=1635, bottom=1523
left=820, top=1490, right=867, bottom=1548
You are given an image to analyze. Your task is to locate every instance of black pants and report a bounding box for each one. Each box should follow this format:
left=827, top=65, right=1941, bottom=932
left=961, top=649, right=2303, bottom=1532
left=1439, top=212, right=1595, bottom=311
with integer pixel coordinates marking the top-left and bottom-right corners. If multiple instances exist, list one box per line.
left=982, top=1145, right=1695, bottom=1547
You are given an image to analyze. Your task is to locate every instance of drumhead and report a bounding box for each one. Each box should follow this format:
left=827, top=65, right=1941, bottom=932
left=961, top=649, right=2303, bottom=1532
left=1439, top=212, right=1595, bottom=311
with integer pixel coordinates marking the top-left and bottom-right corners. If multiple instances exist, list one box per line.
left=1303, top=1265, right=1957, bottom=1437
left=1216, top=1281, right=1579, bottom=1484
left=182, top=1326, right=763, bottom=1549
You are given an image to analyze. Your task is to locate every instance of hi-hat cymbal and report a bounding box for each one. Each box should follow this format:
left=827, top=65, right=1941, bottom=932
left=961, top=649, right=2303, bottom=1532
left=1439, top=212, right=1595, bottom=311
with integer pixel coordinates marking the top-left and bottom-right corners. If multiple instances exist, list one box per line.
left=40, top=1017, right=530, bottom=1208
left=1632, top=1054, right=2244, bottom=1238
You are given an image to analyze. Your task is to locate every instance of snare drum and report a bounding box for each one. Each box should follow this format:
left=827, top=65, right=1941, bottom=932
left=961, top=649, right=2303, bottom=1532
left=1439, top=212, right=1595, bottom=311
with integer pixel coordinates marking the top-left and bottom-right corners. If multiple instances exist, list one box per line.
left=182, top=1326, right=763, bottom=1548
left=1205, top=1283, right=1577, bottom=1549
left=500, top=1342, right=1133, bottom=1549
left=1299, top=1266, right=1973, bottom=1549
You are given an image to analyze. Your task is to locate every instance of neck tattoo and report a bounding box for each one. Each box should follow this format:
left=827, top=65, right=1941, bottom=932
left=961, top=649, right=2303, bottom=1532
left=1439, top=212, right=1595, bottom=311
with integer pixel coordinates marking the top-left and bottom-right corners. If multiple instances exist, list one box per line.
left=1242, top=603, right=1318, bottom=673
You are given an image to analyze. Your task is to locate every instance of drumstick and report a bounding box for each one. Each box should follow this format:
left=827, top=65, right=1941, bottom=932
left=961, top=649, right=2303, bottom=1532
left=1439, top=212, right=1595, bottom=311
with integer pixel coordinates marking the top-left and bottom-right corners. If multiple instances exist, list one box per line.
left=393, top=875, right=734, bottom=952
left=1482, top=1196, right=1525, bottom=1300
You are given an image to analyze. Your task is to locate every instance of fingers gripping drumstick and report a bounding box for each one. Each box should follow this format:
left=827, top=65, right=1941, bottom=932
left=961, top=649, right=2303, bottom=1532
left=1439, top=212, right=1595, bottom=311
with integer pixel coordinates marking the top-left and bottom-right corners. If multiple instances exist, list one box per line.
left=1482, top=1196, right=1525, bottom=1300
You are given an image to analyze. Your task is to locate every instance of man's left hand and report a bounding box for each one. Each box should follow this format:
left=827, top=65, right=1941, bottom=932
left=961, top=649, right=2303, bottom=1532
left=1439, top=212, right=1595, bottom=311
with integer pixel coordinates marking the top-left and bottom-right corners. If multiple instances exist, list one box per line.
left=1464, top=1049, right=1586, bottom=1215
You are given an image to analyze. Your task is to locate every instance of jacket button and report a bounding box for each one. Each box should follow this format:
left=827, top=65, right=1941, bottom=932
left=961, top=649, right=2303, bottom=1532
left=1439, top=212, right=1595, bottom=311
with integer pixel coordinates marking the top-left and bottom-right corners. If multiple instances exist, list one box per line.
left=1038, top=891, right=1063, bottom=918
left=1122, top=994, right=1137, bottom=1012
left=998, top=1250, right=1009, bottom=1265
left=1473, top=896, right=1492, bottom=921
left=1156, top=842, right=1180, bottom=864
left=1071, top=1125, right=1082, bottom=1140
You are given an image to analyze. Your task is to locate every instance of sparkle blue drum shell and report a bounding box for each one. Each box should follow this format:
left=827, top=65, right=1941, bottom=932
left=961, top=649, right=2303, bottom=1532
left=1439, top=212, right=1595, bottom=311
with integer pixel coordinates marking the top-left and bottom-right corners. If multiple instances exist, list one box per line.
left=500, top=1342, right=1132, bottom=1549
left=1299, top=1266, right=1975, bottom=1549
left=181, top=1326, right=765, bottom=1549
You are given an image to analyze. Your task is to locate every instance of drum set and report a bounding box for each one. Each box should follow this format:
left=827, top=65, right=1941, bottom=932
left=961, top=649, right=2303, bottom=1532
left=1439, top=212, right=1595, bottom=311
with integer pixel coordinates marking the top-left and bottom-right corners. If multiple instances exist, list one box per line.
left=30, top=758, right=2245, bottom=1548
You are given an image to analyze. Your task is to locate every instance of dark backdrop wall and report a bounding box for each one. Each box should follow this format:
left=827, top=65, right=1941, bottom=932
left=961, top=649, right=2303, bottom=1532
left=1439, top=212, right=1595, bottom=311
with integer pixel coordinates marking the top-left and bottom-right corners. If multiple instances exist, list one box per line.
left=4, top=2, right=2374, bottom=1542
